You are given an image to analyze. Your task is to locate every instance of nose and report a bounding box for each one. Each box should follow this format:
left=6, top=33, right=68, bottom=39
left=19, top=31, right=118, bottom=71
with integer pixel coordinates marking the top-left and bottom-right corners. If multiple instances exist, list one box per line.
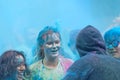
left=52, top=43, right=57, bottom=48
left=19, top=64, right=26, bottom=71
left=21, top=65, right=25, bottom=70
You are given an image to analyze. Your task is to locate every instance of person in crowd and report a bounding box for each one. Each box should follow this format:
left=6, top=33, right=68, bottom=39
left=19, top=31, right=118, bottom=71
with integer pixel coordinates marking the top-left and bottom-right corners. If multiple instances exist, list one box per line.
left=104, top=26, right=120, bottom=59
left=0, top=50, right=30, bottom=80
left=68, top=29, right=80, bottom=60
left=30, top=26, right=73, bottom=80
left=63, top=25, right=120, bottom=80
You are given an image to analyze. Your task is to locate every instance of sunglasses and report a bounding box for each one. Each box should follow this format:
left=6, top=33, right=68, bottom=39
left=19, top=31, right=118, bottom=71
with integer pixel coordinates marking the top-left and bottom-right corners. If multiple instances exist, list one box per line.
left=106, top=40, right=119, bottom=49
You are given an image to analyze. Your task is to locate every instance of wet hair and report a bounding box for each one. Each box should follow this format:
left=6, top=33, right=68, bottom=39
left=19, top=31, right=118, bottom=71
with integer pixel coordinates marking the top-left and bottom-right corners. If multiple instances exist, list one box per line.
left=35, top=26, right=61, bottom=60
left=0, top=50, right=30, bottom=79
left=104, top=26, right=120, bottom=49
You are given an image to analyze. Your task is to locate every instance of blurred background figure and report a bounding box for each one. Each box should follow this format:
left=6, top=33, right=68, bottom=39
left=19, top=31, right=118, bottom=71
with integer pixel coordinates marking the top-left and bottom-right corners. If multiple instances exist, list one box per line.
left=0, top=50, right=30, bottom=80
left=68, top=29, right=80, bottom=60
left=30, top=26, right=73, bottom=80
left=104, top=26, right=120, bottom=59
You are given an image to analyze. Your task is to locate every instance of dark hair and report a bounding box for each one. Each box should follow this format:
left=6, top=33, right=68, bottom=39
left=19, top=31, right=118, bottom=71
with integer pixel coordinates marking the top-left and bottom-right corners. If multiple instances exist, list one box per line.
left=0, top=50, right=30, bottom=79
left=35, top=26, right=61, bottom=60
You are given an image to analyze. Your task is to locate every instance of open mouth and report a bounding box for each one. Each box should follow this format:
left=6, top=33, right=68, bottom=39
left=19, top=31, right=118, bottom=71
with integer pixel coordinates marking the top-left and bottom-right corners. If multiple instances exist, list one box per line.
left=108, top=49, right=117, bottom=54
left=51, top=49, right=58, bottom=53
left=18, top=70, right=25, bottom=74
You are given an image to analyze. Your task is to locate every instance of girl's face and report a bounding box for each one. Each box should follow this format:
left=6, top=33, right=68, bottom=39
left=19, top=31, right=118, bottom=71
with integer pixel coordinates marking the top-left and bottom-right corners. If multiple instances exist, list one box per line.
left=43, top=33, right=61, bottom=59
left=16, top=55, right=26, bottom=80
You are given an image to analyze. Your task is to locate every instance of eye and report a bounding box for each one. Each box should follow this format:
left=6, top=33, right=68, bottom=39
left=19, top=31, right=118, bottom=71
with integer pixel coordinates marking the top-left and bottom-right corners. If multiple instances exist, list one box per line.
left=46, top=42, right=52, bottom=45
left=17, top=62, right=25, bottom=67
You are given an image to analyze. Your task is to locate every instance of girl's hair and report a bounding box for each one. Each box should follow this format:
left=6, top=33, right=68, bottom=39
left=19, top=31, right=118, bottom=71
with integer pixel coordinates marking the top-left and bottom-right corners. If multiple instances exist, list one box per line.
left=35, top=26, right=61, bottom=61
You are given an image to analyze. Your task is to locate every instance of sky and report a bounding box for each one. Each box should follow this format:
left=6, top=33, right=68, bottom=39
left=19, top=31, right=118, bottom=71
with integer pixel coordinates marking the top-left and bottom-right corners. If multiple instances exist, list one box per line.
left=0, top=0, right=120, bottom=63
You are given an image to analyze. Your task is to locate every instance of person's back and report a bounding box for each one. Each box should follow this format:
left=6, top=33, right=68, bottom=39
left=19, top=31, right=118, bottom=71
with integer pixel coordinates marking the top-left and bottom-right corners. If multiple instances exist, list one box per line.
left=83, top=54, right=120, bottom=80
left=63, top=25, right=120, bottom=80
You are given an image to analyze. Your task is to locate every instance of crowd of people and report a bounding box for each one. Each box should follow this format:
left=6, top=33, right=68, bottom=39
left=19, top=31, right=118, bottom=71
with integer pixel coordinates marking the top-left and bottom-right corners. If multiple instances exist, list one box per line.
left=0, top=25, right=120, bottom=80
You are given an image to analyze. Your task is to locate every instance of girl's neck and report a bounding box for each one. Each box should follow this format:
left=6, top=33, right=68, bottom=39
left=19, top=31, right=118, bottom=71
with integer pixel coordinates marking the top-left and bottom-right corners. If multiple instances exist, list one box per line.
left=42, top=57, right=59, bottom=69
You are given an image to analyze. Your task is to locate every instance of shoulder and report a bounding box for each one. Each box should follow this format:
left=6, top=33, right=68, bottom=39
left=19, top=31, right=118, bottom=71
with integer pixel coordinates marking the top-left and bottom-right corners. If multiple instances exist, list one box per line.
left=60, top=56, right=74, bottom=65
left=63, top=58, right=93, bottom=80
left=68, top=54, right=95, bottom=72
left=28, top=60, right=42, bottom=79
left=30, top=60, right=42, bottom=70
left=59, top=56, right=74, bottom=72
left=64, top=59, right=94, bottom=79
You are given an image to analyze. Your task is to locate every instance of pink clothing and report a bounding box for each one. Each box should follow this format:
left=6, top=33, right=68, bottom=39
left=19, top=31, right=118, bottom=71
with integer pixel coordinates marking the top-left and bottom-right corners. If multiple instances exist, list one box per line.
left=59, top=56, right=73, bottom=73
